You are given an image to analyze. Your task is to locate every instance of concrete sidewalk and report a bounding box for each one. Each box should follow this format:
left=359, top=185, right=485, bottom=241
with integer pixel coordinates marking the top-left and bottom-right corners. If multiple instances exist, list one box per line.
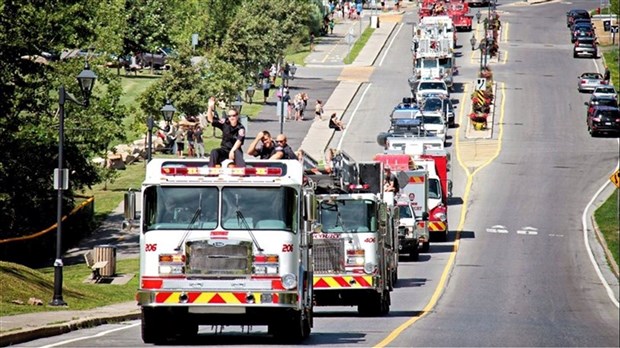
left=0, top=11, right=404, bottom=348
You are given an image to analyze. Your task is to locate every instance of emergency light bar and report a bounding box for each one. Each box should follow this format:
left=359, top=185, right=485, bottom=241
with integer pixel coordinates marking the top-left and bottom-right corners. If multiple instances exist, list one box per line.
left=161, top=166, right=283, bottom=177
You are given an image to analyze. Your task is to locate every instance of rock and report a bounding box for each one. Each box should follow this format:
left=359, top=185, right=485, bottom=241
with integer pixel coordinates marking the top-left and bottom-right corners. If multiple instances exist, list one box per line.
left=27, top=297, right=43, bottom=306
left=107, top=154, right=126, bottom=169
left=92, top=157, right=105, bottom=167
left=11, top=299, right=24, bottom=305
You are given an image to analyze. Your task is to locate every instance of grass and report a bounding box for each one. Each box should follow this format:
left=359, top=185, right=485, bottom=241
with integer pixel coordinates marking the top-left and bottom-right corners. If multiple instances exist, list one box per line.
left=602, top=48, right=619, bottom=87
left=594, top=190, right=620, bottom=270
left=0, top=259, right=139, bottom=318
left=343, top=27, right=375, bottom=64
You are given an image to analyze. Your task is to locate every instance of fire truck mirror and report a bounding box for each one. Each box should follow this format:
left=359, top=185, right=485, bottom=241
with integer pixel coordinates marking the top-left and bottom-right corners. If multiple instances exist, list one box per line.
left=421, top=211, right=429, bottom=221
left=376, top=132, right=388, bottom=147
left=303, top=192, right=317, bottom=221
left=447, top=180, right=453, bottom=198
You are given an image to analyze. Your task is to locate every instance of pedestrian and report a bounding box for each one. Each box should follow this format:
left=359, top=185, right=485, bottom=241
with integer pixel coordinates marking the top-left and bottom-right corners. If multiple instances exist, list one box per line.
left=186, top=124, right=195, bottom=157
left=270, top=134, right=298, bottom=160
left=206, top=97, right=246, bottom=167
left=294, top=93, right=304, bottom=121
left=175, top=125, right=186, bottom=158
left=262, top=78, right=270, bottom=104
left=329, top=18, right=335, bottom=35
left=310, top=33, right=315, bottom=52
left=283, top=62, right=291, bottom=87
left=314, top=99, right=324, bottom=121
left=247, top=130, right=276, bottom=159
left=604, top=64, right=610, bottom=83
left=282, top=88, right=292, bottom=120
left=194, top=125, right=205, bottom=158
left=328, top=112, right=345, bottom=131
left=269, top=63, right=277, bottom=86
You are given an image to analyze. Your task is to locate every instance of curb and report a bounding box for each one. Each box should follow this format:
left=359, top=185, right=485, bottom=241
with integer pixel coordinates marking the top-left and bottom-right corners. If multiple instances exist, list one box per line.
left=590, top=215, right=620, bottom=279
left=0, top=312, right=141, bottom=347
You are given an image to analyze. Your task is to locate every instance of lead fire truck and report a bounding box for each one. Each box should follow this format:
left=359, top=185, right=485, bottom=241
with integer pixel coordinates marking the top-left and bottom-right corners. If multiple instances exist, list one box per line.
left=303, top=151, right=398, bottom=316
left=130, top=159, right=316, bottom=343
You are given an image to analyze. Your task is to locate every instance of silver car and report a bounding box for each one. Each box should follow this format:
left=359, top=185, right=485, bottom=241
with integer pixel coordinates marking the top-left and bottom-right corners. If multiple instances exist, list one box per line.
left=573, top=38, right=597, bottom=58
left=577, top=72, right=605, bottom=93
left=592, top=86, right=618, bottom=100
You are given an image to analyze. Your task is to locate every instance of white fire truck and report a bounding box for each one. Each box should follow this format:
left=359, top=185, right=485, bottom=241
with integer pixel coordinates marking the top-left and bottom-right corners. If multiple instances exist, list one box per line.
left=304, top=151, right=399, bottom=316
left=411, top=16, right=457, bottom=90
left=130, top=159, right=316, bottom=343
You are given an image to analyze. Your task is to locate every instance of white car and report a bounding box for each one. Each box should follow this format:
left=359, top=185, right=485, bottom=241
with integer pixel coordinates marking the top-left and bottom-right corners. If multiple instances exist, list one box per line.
left=414, top=113, right=447, bottom=145
left=416, top=80, right=449, bottom=102
left=592, top=86, right=618, bottom=100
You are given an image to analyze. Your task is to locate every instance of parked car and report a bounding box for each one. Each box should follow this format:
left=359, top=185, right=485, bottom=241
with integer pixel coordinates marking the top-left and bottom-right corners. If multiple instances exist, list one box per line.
left=587, top=106, right=620, bottom=136
left=415, top=80, right=450, bottom=102
left=592, top=86, right=618, bottom=100
left=566, top=9, right=590, bottom=28
left=415, top=113, right=448, bottom=145
left=573, top=38, right=597, bottom=58
left=585, top=96, right=619, bottom=117
left=571, top=23, right=595, bottom=42
left=577, top=72, right=605, bottom=93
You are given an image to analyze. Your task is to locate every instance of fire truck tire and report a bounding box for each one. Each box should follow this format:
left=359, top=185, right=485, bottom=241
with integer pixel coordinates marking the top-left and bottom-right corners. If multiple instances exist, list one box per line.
left=270, top=310, right=311, bottom=342
left=391, top=269, right=398, bottom=287
left=358, top=290, right=389, bottom=316
left=141, top=307, right=166, bottom=344
left=421, top=241, right=430, bottom=253
left=408, top=247, right=419, bottom=261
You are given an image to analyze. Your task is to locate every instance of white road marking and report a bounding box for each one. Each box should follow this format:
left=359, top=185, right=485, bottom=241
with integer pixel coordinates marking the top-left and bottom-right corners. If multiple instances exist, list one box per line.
left=486, top=224, right=508, bottom=234
left=517, top=226, right=538, bottom=235
left=379, top=22, right=405, bottom=67
left=337, top=83, right=373, bottom=150
left=39, top=322, right=140, bottom=348
left=582, top=159, right=620, bottom=308
left=549, top=234, right=564, bottom=237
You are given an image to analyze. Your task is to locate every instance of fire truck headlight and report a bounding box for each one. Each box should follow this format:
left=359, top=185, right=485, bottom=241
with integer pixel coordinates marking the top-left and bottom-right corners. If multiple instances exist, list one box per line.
left=434, top=212, right=447, bottom=222
left=364, top=262, right=376, bottom=274
left=281, top=273, right=297, bottom=290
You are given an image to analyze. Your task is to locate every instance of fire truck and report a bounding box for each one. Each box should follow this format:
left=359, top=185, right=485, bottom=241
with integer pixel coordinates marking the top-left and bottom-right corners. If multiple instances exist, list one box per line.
left=373, top=153, right=430, bottom=260
left=448, top=0, right=473, bottom=32
left=304, top=151, right=398, bottom=316
left=412, top=17, right=456, bottom=90
left=131, top=159, right=316, bottom=343
left=417, top=149, right=452, bottom=242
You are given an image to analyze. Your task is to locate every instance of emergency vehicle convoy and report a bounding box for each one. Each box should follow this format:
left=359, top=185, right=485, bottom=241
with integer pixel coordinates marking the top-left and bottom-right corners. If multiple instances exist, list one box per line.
left=303, top=151, right=399, bottom=316
left=132, top=159, right=316, bottom=343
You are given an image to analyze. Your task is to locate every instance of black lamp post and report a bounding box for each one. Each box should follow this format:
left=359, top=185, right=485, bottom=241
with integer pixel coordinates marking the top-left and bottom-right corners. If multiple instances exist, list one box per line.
left=51, top=62, right=97, bottom=307
left=147, top=99, right=176, bottom=162
left=231, top=99, right=243, bottom=114
left=470, top=34, right=477, bottom=51
left=475, top=10, right=481, bottom=24
left=245, top=85, right=255, bottom=104
left=479, top=41, right=486, bottom=70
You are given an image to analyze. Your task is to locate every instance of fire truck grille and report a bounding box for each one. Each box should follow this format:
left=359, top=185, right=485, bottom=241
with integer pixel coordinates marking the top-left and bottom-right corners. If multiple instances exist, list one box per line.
left=186, top=240, right=252, bottom=276
left=313, top=238, right=344, bottom=273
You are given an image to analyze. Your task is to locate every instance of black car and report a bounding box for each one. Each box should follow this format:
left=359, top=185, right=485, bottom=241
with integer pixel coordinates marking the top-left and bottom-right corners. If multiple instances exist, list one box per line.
left=587, top=106, right=620, bottom=136
left=571, top=23, right=595, bottom=42
left=585, top=96, right=619, bottom=117
left=566, top=9, right=590, bottom=28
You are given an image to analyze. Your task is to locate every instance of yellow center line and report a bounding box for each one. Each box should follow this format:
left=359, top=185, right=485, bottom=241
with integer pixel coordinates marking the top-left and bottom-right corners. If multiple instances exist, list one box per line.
left=374, top=82, right=506, bottom=348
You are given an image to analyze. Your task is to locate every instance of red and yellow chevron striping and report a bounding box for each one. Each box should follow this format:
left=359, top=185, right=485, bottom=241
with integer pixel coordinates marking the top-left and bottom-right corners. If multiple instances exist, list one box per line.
left=313, top=275, right=373, bottom=289
left=428, top=221, right=447, bottom=232
left=408, top=176, right=425, bottom=183
left=155, top=291, right=280, bottom=304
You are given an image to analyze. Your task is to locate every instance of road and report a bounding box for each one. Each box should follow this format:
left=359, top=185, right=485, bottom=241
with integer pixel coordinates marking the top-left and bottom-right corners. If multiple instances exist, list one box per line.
left=17, top=1, right=619, bottom=347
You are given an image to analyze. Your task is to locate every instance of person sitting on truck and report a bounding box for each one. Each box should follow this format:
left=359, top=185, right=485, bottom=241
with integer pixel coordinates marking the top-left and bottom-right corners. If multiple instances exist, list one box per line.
left=246, top=130, right=275, bottom=159
left=206, top=97, right=246, bottom=167
left=270, top=134, right=298, bottom=160
left=384, top=167, right=400, bottom=193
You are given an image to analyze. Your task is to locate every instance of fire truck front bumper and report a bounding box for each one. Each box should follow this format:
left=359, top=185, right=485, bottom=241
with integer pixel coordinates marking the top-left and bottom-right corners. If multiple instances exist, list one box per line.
left=137, top=289, right=300, bottom=310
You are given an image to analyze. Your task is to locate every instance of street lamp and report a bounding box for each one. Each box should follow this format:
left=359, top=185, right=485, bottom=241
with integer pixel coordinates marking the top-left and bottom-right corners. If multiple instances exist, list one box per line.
left=146, top=99, right=176, bottom=162
left=479, top=41, right=487, bottom=70
left=231, top=99, right=243, bottom=114
left=475, top=10, right=481, bottom=24
left=51, top=62, right=97, bottom=307
left=245, top=85, right=255, bottom=104
left=470, top=34, right=477, bottom=51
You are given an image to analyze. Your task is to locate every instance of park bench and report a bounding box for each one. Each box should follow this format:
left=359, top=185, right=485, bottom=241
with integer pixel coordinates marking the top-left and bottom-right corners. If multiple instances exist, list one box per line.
left=83, top=250, right=109, bottom=282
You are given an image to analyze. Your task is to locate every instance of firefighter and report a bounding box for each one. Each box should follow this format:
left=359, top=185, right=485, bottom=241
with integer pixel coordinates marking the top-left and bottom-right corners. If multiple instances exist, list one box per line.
left=206, top=97, right=246, bottom=167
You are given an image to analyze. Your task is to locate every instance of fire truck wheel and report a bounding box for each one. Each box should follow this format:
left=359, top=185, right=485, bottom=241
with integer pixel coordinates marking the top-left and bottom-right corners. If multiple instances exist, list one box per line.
left=141, top=307, right=166, bottom=344
left=391, top=269, right=398, bottom=288
left=358, top=291, right=389, bottom=316
left=409, top=248, right=419, bottom=261
left=270, top=311, right=311, bottom=342
left=421, top=241, right=430, bottom=253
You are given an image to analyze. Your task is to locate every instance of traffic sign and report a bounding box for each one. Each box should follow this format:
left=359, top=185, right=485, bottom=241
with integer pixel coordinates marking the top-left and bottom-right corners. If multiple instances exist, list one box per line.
left=475, top=78, right=486, bottom=91
left=610, top=169, right=620, bottom=188
left=345, top=33, right=355, bottom=45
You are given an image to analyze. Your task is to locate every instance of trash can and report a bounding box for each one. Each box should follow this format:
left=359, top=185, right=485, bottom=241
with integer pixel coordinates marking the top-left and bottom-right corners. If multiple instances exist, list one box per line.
left=124, top=190, right=136, bottom=220
left=94, top=245, right=117, bottom=277
left=370, top=15, right=380, bottom=29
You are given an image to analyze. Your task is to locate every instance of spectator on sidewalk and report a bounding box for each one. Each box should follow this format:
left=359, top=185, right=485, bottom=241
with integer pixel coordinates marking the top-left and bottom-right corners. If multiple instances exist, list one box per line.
left=262, top=78, right=270, bottom=104
left=315, top=99, right=324, bottom=121
left=247, top=130, right=276, bottom=159
left=270, top=134, right=298, bottom=160
left=194, top=125, right=205, bottom=158
left=206, top=97, right=246, bottom=167
left=282, top=88, right=293, bottom=120
left=329, top=112, right=345, bottom=131
left=175, top=125, right=187, bottom=158
left=310, top=33, right=315, bottom=51
left=329, top=18, right=335, bottom=35
left=604, top=64, right=611, bottom=83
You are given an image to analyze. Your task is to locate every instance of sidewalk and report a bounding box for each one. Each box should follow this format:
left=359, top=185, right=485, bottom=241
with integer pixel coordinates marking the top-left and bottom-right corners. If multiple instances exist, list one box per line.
left=0, top=11, right=403, bottom=348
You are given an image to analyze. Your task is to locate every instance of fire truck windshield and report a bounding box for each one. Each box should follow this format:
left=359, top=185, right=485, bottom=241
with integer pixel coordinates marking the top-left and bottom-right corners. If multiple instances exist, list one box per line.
left=319, top=199, right=377, bottom=233
left=143, top=186, right=297, bottom=232
left=398, top=205, right=414, bottom=219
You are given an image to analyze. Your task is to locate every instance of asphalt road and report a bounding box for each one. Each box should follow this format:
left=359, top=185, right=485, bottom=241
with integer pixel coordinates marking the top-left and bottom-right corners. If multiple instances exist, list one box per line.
left=15, top=1, right=619, bottom=347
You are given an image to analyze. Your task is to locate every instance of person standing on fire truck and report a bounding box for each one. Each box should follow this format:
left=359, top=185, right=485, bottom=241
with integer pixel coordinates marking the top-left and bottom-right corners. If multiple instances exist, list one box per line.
left=206, top=96, right=246, bottom=167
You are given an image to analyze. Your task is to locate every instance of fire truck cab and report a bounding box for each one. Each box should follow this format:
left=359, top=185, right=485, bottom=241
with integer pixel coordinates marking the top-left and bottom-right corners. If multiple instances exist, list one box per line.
left=305, top=151, right=398, bottom=316
left=133, top=159, right=316, bottom=343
